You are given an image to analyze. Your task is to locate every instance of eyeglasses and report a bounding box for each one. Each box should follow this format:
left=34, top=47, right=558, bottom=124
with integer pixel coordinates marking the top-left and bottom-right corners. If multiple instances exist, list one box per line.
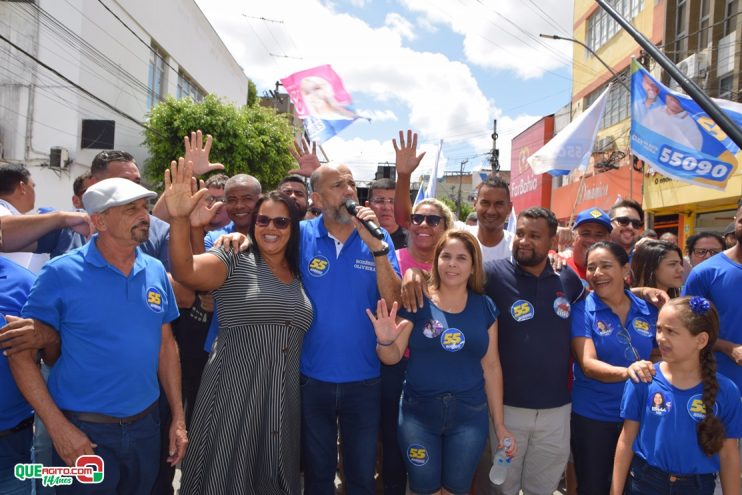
left=370, top=198, right=394, bottom=206
left=616, top=326, right=641, bottom=362
left=692, top=248, right=721, bottom=257
left=255, top=215, right=291, bottom=229
left=411, top=214, right=443, bottom=227
left=612, top=216, right=643, bottom=229
left=205, top=195, right=225, bottom=205
left=280, top=187, right=306, bottom=198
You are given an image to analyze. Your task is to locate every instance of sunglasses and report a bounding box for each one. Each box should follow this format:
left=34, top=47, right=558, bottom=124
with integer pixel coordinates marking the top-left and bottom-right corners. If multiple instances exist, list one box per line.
left=612, top=216, right=643, bottom=229
left=370, top=198, right=394, bottom=206
left=255, top=215, right=291, bottom=229
left=411, top=214, right=443, bottom=227
left=692, top=248, right=721, bottom=257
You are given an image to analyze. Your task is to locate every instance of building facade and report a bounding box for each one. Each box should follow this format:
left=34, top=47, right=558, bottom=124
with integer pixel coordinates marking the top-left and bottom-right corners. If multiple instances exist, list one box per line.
left=0, top=0, right=247, bottom=209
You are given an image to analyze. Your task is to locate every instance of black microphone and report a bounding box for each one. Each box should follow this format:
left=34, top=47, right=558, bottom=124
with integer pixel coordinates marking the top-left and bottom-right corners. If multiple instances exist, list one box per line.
left=344, top=199, right=385, bottom=239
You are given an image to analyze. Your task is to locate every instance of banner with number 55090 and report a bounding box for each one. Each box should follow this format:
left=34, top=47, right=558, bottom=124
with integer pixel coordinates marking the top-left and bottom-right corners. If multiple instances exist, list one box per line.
left=630, top=60, right=741, bottom=190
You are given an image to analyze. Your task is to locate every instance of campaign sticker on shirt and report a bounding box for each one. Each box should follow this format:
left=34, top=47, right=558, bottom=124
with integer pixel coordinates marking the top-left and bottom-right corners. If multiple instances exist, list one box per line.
left=407, top=444, right=429, bottom=467
left=631, top=317, right=653, bottom=337
left=510, top=300, right=535, bottom=322
left=146, top=287, right=164, bottom=313
left=308, top=255, right=330, bottom=277
left=440, top=328, right=465, bottom=352
left=553, top=295, right=571, bottom=319
left=648, top=391, right=672, bottom=416
left=423, top=320, right=444, bottom=338
left=594, top=320, right=614, bottom=337
left=687, top=394, right=718, bottom=422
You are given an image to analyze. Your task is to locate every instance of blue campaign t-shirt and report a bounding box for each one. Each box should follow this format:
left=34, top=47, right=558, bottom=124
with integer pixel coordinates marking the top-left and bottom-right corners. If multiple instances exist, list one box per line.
left=22, top=237, right=179, bottom=417
left=299, top=216, right=400, bottom=383
left=0, top=258, right=35, bottom=430
left=571, top=290, right=658, bottom=422
left=621, top=363, right=742, bottom=474
left=202, top=222, right=236, bottom=352
left=399, top=292, right=498, bottom=403
left=683, top=253, right=742, bottom=394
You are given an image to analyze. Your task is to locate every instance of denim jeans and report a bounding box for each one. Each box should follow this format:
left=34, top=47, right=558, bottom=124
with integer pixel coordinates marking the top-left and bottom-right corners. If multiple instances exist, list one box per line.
left=380, top=359, right=407, bottom=495
left=0, top=424, right=33, bottom=495
left=300, top=374, right=381, bottom=495
left=626, top=456, right=716, bottom=495
left=397, top=393, right=488, bottom=495
left=571, top=412, right=623, bottom=495
left=52, top=407, right=160, bottom=495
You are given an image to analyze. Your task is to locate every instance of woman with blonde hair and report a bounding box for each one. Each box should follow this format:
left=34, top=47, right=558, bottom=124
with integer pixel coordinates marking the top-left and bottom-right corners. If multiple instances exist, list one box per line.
left=367, top=230, right=515, bottom=494
left=396, top=198, right=455, bottom=275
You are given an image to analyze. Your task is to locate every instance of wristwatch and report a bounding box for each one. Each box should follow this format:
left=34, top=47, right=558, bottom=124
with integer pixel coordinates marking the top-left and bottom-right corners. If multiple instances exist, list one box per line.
left=372, top=241, right=390, bottom=257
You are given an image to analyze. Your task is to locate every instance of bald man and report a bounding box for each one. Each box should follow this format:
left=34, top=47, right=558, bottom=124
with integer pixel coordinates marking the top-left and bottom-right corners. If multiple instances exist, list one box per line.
left=300, top=164, right=401, bottom=494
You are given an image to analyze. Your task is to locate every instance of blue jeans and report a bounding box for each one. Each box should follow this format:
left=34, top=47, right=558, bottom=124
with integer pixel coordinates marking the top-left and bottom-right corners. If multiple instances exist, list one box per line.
left=380, top=359, right=407, bottom=495
left=52, top=408, right=160, bottom=495
left=300, top=374, right=381, bottom=495
left=397, top=393, right=488, bottom=495
left=0, top=423, right=33, bottom=495
left=626, top=456, right=716, bottom=495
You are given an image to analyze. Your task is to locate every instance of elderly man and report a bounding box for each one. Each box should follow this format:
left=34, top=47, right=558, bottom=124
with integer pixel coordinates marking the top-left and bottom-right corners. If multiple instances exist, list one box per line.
left=8, top=178, right=187, bottom=495
left=565, top=207, right=613, bottom=284
left=301, top=163, right=401, bottom=494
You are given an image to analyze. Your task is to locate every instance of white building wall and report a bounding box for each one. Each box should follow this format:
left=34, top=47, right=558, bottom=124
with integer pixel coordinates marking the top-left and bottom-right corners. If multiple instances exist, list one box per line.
left=0, top=0, right=248, bottom=210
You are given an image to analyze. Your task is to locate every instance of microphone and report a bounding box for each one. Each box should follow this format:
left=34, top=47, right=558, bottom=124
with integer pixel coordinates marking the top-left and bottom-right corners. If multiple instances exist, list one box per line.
left=344, top=199, right=385, bottom=239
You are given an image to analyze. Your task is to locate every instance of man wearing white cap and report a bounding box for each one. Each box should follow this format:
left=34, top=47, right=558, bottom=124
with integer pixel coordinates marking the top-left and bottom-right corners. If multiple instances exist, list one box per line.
left=8, top=178, right=187, bottom=495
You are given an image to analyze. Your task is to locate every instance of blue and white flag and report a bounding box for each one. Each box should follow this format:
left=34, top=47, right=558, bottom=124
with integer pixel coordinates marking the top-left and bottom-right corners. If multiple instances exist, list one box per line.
left=527, top=85, right=611, bottom=176
left=413, top=179, right=426, bottom=205
left=414, top=139, right=444, bottom=205
left=630, top=60, right=741, bottom=190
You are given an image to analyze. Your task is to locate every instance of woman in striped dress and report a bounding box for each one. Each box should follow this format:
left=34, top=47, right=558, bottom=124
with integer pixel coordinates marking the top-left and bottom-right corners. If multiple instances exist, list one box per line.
left=163, top=159, right=313, bottom=494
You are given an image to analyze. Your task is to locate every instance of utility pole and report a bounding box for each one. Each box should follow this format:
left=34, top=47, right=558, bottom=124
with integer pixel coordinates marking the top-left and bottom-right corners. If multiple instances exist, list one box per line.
left=456, top=159, right=468, bottom=218
left=491, top=119, right=500, bottom=172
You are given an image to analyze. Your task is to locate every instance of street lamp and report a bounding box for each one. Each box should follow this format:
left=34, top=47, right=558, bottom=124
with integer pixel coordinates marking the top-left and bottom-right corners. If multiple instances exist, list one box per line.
left=539, top=33, right=629, bottom=91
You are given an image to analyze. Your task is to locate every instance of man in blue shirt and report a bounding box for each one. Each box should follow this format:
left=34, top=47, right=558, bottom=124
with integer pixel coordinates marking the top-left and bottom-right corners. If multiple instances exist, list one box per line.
left=0, top=257, right=38, bottom=495
left=8, top=178, right=186, bottom=495
left=484, top=207, right=584, bottom=495
left=300, top=164, right=401, bottom=494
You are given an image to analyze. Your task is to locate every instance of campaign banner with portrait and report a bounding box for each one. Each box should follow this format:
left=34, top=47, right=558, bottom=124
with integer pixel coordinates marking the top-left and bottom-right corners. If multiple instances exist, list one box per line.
left=281, top=65, right=362, bottom=143
left=630, top=60, right=742, bottom=190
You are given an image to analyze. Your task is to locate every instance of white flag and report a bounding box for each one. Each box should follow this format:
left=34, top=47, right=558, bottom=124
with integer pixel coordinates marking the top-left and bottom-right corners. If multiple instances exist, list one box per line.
left=425, top=139, right=444, bottom=199
left=527, top=85, right=611, bottom=175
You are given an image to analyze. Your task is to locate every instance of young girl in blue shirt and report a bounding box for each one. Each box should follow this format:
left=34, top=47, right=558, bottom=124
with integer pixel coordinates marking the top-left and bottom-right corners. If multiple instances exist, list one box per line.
left=612, top=296, right=742, bottom=494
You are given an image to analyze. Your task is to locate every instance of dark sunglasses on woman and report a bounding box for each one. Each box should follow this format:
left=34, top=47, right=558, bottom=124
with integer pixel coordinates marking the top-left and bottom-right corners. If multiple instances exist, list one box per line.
left=410, top=214, right=443, bottom=227
left=255, top=215, right=291, bottom=229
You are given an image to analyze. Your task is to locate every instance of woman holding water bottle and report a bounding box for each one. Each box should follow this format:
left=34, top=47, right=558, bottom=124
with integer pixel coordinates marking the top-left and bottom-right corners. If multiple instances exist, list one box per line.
left=367, top=230, right=515, bottom=494
left=570, top=241, right=659, bottom=494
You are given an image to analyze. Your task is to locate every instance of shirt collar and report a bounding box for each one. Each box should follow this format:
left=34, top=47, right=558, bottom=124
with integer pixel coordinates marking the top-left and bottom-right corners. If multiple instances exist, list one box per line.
left=83, top=235, right=147, bottom=276
left=513, top=259, right=557, bottom=280
left=585, top=289, right=651, bottom=316
left=0, top=199, right=20, bottom=215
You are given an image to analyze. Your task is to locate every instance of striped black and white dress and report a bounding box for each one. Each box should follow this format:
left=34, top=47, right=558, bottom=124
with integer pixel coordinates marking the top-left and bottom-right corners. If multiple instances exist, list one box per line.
left=180, top=248, right=313, bottom=495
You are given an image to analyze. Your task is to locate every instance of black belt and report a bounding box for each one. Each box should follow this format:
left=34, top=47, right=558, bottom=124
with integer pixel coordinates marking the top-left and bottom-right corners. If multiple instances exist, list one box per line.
left=63, top=401, right=158, bottom=425
left=0, top=416, right=34, bottom=438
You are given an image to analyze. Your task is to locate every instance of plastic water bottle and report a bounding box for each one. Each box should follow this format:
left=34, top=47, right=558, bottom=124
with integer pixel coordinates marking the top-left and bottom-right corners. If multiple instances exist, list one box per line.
left=489, top=437, right=512, bottom=485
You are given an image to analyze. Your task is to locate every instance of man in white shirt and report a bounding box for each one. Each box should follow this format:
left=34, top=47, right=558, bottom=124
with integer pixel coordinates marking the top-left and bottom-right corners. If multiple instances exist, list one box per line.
left=642, top=94, right=704, bottom=150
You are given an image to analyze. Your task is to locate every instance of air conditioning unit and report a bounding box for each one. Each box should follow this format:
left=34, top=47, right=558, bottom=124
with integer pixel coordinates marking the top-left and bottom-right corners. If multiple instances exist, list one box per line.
left=49, top=147, right=70, bottom=169
left=669, top=52, right=709, bottom=89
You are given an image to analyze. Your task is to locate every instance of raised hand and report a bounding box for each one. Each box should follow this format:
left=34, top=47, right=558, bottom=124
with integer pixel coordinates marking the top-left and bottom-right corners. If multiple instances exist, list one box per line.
left=289, top=138, right=321, bottom=177
left=189, top=179, right=223, bottom=228
left=163, top=158, right=208, bottom=219
left=393, top=129, right=426, bottom=176
left=184, top=130, right=225, bottom=177
left=365, top=299, right=405, bottom=346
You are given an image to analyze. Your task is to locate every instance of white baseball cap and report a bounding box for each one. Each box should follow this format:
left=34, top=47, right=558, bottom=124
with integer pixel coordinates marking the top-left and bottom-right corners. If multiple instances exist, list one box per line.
left=83, top=178, right=156, bottom=215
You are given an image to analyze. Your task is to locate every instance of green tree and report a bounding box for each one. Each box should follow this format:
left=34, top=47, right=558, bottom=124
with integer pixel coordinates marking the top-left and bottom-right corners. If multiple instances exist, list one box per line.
left=439, top=197, right=474, bottom=222
left=247, top=79, right=257, bottom=107
left=143, top=95, right=295, bottom=189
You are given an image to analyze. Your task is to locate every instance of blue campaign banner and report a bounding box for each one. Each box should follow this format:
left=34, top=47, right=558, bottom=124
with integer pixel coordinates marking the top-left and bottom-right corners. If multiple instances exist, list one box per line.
left=630, top=60, right=740, bottom=190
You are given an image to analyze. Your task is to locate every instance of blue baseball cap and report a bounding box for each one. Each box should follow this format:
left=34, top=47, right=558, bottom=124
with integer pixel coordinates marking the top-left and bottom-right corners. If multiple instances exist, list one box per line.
left=573, top=207, right=612, bottom=232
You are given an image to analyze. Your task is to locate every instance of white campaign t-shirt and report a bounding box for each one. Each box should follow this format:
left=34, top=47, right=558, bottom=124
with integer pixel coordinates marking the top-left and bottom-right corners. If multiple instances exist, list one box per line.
left=0, top=199, right=50, bottom=273
left=456, top=221, right=514, bottom=264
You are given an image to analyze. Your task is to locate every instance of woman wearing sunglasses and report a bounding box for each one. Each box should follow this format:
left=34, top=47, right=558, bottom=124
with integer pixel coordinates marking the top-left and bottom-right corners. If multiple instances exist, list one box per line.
left=162, top=159, right=313, bottom=494
left=367, top=230, right=515, bottom=495
left=396, top=199, right=455, bottom=275
left=570, top=241, right=659, bottom=495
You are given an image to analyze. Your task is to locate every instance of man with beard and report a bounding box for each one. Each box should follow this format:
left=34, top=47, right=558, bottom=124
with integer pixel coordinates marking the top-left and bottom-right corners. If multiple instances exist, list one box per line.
left=483, top=207, right=584, bottom=495
left=300, top=163, right=401, bottom=494
left=278, top=175, right=309, bottom=217
left=392, top=130, right=513, bottom=263
left=7, top=178, right=187, bottom=495
left=683, top=200, right=742, bottom=481
left=609, top=199, right=644, bottom=257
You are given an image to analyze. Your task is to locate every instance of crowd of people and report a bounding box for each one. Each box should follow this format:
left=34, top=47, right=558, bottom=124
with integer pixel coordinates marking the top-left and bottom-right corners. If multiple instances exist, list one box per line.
left=0, top=128, right=740, bottom=495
